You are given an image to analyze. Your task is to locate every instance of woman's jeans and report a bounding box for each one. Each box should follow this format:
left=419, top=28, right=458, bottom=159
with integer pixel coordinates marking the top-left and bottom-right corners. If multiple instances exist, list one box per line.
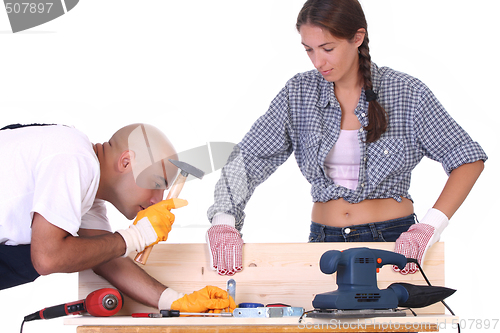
left=309, top=214, right=416, bottom=243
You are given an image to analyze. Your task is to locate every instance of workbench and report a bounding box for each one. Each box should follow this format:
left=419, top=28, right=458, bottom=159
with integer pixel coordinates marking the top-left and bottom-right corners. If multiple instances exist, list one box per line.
left=65, top=242, right=456, bottom=332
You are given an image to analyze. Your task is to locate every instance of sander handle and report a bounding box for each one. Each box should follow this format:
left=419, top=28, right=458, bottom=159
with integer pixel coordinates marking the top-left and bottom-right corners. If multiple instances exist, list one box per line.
left=134, top=172, right=188, bottom=265
left=371, top=248, right=407, bottom=270
left=319, top=250, right=341, bottom=275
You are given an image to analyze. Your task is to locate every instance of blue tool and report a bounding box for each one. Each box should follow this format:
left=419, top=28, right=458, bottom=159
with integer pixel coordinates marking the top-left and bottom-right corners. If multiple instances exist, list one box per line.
left=311, top=247, right=456, bottom=319
left=313, top=247, right=407, bottom=311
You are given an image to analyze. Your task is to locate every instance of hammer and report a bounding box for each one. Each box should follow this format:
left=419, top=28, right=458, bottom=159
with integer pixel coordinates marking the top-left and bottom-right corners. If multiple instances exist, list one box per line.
left=134, top=159, right=205, bottom=265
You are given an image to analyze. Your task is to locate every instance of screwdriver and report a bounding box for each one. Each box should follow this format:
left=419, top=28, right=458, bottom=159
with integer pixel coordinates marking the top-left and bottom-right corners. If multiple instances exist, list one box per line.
left=132, top=310, right=232, bottom=318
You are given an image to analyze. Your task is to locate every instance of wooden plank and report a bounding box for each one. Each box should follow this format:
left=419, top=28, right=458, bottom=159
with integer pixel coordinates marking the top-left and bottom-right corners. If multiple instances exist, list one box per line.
left=76, top=324, right=439, bottom=333
left=70, top=314, right=455, bottom=332
left=78, top=242, right=445, bottom=316
left=68, top=313, right=454, bottom=328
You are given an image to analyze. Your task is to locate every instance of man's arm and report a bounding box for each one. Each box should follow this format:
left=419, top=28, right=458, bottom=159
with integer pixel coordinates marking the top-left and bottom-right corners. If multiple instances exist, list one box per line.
left=94, top=257, right=165, bottom=308
left=31, top=218, right=166, bottom=308
left=30, top=213, right=126, bottom=275
left=79, top=228, right=166, bottom=308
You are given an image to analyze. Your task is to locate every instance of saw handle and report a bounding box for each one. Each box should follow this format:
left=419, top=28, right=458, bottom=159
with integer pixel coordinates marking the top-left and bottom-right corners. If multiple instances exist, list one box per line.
left=134, top=172, right=188, bottom=265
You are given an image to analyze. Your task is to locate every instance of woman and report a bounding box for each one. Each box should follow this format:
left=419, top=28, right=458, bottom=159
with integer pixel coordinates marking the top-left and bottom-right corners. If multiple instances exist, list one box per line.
left=205, top=0, right=487, bottom=276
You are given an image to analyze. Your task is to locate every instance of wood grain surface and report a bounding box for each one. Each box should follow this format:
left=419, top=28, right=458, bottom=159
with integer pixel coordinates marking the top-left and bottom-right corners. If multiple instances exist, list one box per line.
left=77, top=242, right=445, bottom=316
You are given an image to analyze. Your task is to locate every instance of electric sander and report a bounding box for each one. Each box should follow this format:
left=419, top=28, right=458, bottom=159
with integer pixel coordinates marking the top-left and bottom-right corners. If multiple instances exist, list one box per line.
left=309, top=247, right=455, bottom=319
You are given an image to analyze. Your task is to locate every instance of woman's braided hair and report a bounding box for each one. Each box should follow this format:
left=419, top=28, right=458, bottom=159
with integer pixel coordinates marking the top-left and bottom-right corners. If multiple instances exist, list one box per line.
left=296, top=0, right=387, bottom=142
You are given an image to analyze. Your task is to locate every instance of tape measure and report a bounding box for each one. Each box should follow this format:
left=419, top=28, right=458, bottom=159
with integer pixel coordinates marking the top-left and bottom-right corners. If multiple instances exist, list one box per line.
left=233, top=306, right=304, bottom=318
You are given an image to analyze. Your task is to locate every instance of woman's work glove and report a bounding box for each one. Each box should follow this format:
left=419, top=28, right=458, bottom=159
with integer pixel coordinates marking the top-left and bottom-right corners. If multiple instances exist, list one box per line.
left=158, top=286, right=236, bottom=313
left=117, top=198, right=187, bottom=257
left=206, top=213, right=243, bottom=276
left=394, top=208, right=449, bottom=274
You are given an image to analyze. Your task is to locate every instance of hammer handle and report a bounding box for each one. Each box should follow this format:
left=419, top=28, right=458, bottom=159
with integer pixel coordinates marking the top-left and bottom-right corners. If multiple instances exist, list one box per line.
left=165, top=173, right=187, bottom=200
left=134, top=173, right=188, bottom=265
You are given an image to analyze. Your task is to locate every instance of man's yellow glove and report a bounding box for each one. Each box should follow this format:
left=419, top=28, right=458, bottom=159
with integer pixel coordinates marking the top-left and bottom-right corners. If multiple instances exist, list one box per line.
left=167, top=286, right=236, bottom=313
left=117, top=198, right=187, bottom=257
left=134, top=198, right=188, bottom=243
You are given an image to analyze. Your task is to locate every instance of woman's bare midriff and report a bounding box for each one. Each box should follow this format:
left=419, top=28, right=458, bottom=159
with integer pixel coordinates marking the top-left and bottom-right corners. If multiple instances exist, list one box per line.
left=311, top=197, right=414, bottom=228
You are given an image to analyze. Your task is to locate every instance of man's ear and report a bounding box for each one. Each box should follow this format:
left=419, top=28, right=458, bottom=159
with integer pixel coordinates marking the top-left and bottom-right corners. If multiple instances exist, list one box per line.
left=117, top=150, right=135, bottom=173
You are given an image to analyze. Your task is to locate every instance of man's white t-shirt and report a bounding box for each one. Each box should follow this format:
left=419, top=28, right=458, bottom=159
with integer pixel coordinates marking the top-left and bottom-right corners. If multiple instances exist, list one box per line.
left=0, top=125, right=111, bottom=246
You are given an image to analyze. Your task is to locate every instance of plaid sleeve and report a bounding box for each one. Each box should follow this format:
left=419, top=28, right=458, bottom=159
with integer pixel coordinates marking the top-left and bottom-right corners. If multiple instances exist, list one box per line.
left=207, top=87, right=293, bottom=231
left=414, top=84, right=488, bottom=175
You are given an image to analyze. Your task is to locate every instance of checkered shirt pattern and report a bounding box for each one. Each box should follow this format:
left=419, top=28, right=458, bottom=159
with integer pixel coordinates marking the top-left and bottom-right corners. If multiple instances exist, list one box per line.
left=208, top=63, right=488, bottom=231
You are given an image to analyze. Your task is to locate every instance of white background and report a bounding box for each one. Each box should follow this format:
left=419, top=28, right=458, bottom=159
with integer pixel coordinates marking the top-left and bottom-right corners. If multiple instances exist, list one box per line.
left=1, top=1, right=498, bottom=332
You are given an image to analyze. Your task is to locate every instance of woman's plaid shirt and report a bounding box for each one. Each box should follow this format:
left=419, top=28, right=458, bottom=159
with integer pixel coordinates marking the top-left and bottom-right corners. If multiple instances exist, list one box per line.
left=208, top=63, right=487, bottom=231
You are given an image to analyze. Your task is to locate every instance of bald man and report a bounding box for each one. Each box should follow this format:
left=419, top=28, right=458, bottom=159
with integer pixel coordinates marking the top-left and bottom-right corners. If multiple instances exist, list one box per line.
left=0, top=123, right=234, bottom=313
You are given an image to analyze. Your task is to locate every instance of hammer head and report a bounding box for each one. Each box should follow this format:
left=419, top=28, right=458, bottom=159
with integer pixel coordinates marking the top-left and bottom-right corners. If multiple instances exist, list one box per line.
left=169, top=159, right=205, bottom=179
